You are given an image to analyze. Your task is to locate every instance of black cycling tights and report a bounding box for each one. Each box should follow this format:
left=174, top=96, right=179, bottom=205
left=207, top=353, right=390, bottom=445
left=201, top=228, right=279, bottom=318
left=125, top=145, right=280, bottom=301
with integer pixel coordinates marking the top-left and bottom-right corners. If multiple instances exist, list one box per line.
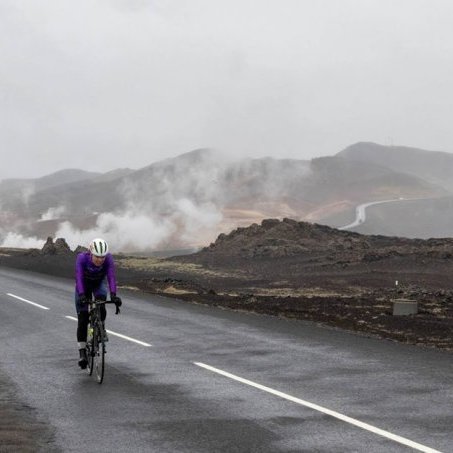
left=77, top=306, right=107, bottom=342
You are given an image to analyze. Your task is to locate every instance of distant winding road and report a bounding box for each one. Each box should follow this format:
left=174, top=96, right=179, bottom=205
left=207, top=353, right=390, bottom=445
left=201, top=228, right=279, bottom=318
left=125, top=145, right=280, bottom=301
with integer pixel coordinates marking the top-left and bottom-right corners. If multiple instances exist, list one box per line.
left=0, top=267, right=451, bottom=451
left=339, top=198, right=407, bottom=230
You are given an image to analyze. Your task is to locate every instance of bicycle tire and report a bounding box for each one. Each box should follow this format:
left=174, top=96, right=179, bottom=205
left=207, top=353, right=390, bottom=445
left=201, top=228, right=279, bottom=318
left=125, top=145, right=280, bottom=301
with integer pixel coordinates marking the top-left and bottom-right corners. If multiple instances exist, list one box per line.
left=93, top=323, right=105, bottom=384
left=87, top=329, right=95, bottom=376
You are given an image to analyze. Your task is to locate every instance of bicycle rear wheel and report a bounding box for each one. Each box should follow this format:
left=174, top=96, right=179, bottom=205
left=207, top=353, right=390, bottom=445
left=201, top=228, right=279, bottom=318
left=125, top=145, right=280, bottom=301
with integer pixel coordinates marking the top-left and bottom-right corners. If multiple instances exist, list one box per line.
left=93, top=324, right=105, bottom=384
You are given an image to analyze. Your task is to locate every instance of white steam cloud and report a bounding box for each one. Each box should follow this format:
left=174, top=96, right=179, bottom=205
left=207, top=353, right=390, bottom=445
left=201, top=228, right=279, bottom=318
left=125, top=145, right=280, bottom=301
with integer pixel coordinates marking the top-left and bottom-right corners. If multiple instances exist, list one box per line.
left=1, top=232, right=44, bottom=249
left=54, top=198, right=222, bottom=252
left=39, top=206, right=66, bottom=221
left=0, top=151, right=314, bottom=252
left=20, top=183, right=36, bottom=207
left=56, top=211, right=176, bottom=252
left=175, top=198, right=222, bottom=243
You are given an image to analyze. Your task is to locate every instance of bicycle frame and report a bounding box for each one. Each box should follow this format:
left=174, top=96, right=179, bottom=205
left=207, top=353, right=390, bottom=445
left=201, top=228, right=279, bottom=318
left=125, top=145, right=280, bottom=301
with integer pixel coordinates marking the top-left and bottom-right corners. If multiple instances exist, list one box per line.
left=86, top=299, right=119, bottom=384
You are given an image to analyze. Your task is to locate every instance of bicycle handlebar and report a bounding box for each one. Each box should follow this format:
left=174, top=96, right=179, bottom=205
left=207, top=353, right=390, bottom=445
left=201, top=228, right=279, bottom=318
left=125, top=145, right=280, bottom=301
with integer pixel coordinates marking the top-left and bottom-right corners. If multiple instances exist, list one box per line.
left=89, top=299, right=121, bottom=315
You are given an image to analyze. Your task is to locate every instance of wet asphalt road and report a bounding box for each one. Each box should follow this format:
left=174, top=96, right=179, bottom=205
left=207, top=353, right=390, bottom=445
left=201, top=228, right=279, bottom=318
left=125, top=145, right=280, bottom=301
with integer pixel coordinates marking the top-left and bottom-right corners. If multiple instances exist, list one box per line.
left=0, top=267, right=451, bottom=453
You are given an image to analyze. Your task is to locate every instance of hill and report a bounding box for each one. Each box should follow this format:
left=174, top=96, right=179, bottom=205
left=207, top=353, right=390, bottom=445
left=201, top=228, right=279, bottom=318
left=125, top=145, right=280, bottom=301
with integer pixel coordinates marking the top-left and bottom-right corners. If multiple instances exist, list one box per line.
left=174, top=217, right=453, bottom=279
left=1, top=145, right=449, bottom=251
left=337, top=142, right=453, bottom=191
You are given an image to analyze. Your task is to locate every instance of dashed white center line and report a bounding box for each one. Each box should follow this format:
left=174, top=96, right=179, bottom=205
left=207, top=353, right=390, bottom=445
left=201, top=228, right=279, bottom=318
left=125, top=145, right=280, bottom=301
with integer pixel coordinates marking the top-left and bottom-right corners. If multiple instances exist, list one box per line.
left=194, top=362, right=442, bottom=453
left=65, top=316, right=152, bottom=347
left=7, top=293, right=50, bottom=310
left=105, top=330, right=152, bottom=347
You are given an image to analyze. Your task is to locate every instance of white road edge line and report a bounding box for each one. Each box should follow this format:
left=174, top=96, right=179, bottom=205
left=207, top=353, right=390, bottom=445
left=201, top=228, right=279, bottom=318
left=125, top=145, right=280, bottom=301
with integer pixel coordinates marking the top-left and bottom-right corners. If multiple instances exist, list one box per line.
left=194, top=362, right=442, bottom=453
left=7, top=293, right=50, bottom=310
left=65, top=316, right=152, bottom=347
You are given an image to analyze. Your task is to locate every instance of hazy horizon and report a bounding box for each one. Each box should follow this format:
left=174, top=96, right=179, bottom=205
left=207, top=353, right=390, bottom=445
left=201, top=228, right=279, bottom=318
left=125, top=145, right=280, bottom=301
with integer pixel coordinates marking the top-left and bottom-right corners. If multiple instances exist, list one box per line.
left=2, top=0, right=453, bottom=180
left=2, top=140, right=453, bottom=183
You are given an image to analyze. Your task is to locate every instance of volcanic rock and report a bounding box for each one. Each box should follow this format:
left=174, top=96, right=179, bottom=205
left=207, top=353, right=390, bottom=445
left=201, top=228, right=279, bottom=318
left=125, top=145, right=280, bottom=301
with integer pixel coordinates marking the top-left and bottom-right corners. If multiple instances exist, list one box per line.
left=41, top=237, right=72, bottom=255
left=74, top=245, right=88, bottom=254
left=41, top=237, right=56, bottom=255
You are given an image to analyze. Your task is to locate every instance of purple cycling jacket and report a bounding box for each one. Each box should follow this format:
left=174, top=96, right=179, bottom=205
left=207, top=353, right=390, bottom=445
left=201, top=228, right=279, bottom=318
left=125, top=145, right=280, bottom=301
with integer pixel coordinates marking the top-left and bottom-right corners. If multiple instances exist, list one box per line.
left=75, top=251, right=117, bottom=295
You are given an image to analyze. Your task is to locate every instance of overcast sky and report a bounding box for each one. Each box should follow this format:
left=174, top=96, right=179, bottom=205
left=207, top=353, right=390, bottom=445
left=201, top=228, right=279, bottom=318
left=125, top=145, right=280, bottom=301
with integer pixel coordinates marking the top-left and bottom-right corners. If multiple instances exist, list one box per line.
left=2, top=0, right=453, bottom=180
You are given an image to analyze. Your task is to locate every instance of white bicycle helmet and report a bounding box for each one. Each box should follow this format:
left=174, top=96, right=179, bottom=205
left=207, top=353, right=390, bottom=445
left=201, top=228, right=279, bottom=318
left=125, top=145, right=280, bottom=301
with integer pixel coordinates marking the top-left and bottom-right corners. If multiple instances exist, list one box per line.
left=89, top=238, right=109, bottom=257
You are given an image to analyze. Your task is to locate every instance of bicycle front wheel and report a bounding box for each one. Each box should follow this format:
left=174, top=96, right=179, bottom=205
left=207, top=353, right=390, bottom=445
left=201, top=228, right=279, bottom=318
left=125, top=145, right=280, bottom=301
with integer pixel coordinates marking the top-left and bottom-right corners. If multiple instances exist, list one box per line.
left=93, top=324, right=105, bottom=384
left=87, top=333, right=95, bottom=376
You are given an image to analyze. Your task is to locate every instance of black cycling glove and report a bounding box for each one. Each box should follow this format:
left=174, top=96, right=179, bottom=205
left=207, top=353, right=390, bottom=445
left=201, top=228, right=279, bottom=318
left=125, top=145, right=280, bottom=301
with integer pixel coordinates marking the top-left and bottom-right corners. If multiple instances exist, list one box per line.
left=79, top=294, right=88, bottom=304
left=111, top=294, right=122, bottom=307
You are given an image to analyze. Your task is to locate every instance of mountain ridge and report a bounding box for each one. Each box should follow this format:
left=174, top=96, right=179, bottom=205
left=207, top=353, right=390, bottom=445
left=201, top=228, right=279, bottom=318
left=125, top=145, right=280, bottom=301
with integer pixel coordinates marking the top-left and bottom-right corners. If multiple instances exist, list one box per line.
left=1, top=142, right=452, bottom=250
left=337, top=141, right=453, bottom=190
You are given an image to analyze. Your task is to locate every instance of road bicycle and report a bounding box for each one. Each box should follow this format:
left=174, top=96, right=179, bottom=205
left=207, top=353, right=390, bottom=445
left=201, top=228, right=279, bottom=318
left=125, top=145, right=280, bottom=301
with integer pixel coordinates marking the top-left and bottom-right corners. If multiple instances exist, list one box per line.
left=86, top=299, right=120, bottom=384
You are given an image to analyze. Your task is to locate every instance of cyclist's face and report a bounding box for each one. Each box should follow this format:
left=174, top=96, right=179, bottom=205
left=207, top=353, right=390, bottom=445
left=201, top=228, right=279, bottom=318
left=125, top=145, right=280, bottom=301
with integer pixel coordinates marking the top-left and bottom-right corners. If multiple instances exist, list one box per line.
left=91, top=255, right=106, bottom=266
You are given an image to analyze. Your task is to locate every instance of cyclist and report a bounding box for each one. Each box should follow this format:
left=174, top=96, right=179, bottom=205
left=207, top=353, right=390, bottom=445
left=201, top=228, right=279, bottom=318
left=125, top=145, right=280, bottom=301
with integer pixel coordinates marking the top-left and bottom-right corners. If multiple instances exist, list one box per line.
left=75, top=238, right=122, bottom=369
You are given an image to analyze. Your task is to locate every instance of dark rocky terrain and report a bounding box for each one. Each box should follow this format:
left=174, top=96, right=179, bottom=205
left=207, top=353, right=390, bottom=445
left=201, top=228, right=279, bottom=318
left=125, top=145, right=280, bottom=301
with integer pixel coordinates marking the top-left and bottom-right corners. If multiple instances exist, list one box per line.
left=1, top=219, right=452, bottom=352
